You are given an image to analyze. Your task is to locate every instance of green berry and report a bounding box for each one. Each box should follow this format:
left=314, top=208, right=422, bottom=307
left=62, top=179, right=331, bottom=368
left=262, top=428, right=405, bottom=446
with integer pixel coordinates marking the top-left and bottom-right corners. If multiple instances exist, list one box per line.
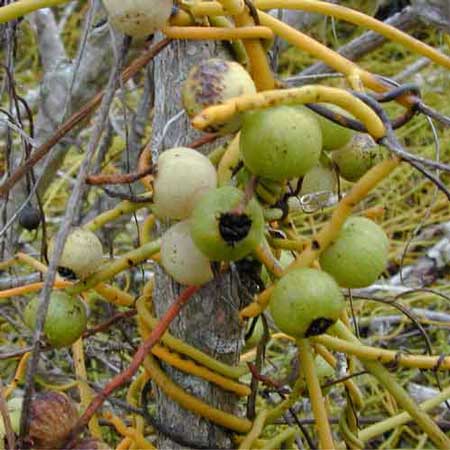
left=319, top=216, right=389, bottom=288
left=190, top=186, right=264, bottom=261
left=240, top=105, right=322, bottom=181
left=300, top=162, right=337, bottom=196
left=332, top=133, right=380, bottom=182
left=24, top=292, right=87, bottom=348
left=314, top=103, right=354, bottom=151
left=270, top=268, right=345, bottom=338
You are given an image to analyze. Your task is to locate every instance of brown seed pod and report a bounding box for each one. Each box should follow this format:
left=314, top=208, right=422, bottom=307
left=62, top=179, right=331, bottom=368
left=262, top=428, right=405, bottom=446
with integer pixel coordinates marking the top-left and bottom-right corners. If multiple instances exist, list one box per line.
left=28, top=392, right=78, bottom=449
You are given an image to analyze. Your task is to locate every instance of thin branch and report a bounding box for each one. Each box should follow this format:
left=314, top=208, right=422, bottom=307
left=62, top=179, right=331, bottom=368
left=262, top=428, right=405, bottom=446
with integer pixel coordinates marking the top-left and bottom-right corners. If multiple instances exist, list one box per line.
left=0, top=38, right=171, bottom=198
left=18, top=36, right=130, bottom=444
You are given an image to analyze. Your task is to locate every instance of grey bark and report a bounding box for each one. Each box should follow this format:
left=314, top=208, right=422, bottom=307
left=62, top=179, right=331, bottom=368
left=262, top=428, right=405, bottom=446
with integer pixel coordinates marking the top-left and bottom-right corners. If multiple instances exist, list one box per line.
left=412, top=0, right=450, bottom=33
left=150, top=40, right=253, bottom=449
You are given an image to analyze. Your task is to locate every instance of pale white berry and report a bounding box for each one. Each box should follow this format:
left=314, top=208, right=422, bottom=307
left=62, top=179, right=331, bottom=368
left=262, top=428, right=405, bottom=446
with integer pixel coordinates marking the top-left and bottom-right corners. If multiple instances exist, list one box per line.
left=161, top=221, right=213, bottom=286
left=153, top=147, right=217, bottom=220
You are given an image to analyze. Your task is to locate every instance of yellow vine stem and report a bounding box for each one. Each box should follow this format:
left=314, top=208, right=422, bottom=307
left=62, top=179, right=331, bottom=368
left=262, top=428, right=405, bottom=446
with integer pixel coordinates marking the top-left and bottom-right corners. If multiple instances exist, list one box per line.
left=16, top=252, right=49, bottom=272
left=191, top=2, right=448, bottom=102
left=217, top=0, right=245, bottom=15
left=67, top=239, right=161, bottom=296
left=0, top=0, right=68, bottom=24
left=332, top=321, right=450, bottom=450
left=0, top=273, right=133, bottom=307
left=209, top=16, right=249, bottom=67
left=254, top=0, right=450, bottom=70
left=297, top=339, right=336, bottom=450
left=84, top=200, right=150, bottom=232
left=116, top=437, right=132, bottom=450
left=192, top=3, right=445, bottom=102
left=192, top=85, right=386, bottom=140
left=359, top=383, right=450, bottom=444
left=140, top=214, right=156, bottom=245
left=15, top=251, right=134, bottom=306
left=136, top=296, right=248, bottom=379
left=210, top=0, right=275, bottom=89
left=0, top=256, right=18, bottom=271
left=93, top=283, right=134, bottom=307
left=240, top=157, right=399, bottom=319
left=313, top=334, right=450, bottom=371
left=339, top=308, right=359, bottom=441
left=126, top=371, right=150, bottom=447
left=265, top=428, right=298, bottom=449
left=162, top=25, right=273, bottom=40
left=4, top=352, right=30, bottom=399
left=169, top=8, right=194, bottom=26
left=257, top=11, right=420, bottom=101
left=150, top=341, right=251, bottom=397
left=217, top=133, right=241, bottom=186
left=253, top=240, right=284, bottom=278
left=34, top=376, right=78, bottom=392
left=0, top=280, right=71, bottom=299
left=139, top=323, right=252, bottom=434
left=71, top=339, right=102, bottom=439
left=207, top=143, right=228, bottom=166
left=233, top=10, right=276, bottom=91
left=103, top=411, right=156, bottom=450
left=267, top=237, right=306, bottom=252
left=238, top=409, right=269, bottom=450
left=313, top=343, right=364, bottom=410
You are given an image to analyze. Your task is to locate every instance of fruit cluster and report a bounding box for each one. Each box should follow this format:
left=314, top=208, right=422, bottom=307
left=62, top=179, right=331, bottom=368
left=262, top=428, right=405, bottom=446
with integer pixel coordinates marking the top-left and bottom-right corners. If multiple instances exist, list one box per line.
left=21, top=55, right=389, bottom=348
left=23, top=228, right=103, bottom=348
left=153, top=58, right=389, bottom=341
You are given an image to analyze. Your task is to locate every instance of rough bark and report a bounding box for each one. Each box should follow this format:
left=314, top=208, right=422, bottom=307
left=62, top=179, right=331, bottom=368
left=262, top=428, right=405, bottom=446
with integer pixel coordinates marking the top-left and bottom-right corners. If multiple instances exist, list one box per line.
left=150, top=40, right=253, bottom=449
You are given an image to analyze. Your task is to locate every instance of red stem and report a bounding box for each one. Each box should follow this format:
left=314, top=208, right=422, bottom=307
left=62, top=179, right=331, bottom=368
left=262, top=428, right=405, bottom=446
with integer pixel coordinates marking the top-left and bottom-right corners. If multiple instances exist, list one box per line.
left=66, top=285, right=199, bottom=446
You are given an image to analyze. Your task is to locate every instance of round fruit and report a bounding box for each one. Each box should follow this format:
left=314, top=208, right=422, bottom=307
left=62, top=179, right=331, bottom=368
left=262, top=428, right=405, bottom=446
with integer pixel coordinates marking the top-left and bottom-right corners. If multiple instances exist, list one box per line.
left=18, top=204, right=42, bottom=231
left=153, top=147, right=217, bottom=220
left=28, top=391, right=78, bottom=449
left=240, top=106, right=322, bottom=181
left=24, top=292, right=87, bottom=348
left=190, top=186, right=264, bottom=261
left=182, top=59, right=256, bottom=134
left=314, top=103, right=354, bottom=151
left=48, top=228, right=103, bottom=279
left=300, top=163, right=337, bottom=196
left=269, top=268, right=345, bottom=338
left=102, top=0, right=173, bottom=38
left=332, top=133, right=380, bottom=182
left=319, top=216, right=389, bottom=288
left=161, top=220, right=213, bottom=286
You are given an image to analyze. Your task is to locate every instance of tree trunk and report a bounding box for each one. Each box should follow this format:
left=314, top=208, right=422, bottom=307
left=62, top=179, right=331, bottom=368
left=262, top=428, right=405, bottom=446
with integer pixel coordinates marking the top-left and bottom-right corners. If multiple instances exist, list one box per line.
left=150, top=39, right=253, bottom=449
